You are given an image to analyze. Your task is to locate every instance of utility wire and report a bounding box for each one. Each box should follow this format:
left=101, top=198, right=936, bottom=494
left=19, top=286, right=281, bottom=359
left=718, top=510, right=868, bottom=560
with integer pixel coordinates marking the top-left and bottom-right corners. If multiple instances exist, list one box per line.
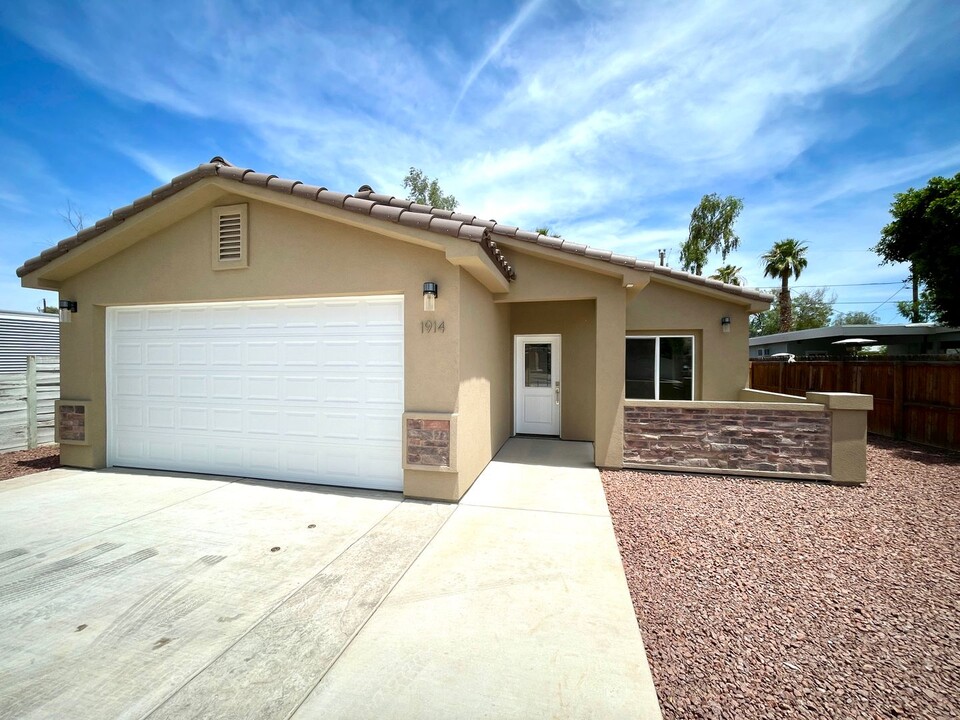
left=753, top=281, right=905, bottom=289
left=867, top=284, right=910, bottom=315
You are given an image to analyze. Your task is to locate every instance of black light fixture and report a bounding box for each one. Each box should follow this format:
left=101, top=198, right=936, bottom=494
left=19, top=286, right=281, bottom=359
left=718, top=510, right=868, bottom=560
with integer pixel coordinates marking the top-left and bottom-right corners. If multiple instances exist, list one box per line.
left=423, top=282, right=438, bottom=312
left=59, top=299, right=78, bottom=324
left=721, top=316, right=731, bottom=333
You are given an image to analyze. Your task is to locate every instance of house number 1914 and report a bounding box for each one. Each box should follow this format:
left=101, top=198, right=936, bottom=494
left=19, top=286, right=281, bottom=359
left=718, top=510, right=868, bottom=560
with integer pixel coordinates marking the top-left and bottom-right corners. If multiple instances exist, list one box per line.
left=421, top=320, right=445, bottom=333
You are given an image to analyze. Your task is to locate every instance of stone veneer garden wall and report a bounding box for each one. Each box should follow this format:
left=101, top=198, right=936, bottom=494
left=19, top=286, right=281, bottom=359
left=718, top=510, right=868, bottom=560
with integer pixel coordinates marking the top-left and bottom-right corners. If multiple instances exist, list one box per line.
left=623, top=403, right=832, bottom=477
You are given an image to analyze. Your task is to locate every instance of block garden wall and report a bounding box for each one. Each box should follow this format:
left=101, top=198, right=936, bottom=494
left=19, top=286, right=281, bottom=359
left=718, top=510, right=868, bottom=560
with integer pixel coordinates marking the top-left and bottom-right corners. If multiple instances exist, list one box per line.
left=623, top=403, right=832, bottom=478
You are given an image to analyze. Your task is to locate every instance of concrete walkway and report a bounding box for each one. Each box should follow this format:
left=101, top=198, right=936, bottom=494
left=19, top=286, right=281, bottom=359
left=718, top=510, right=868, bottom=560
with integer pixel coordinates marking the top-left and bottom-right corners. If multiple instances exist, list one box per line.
left=293, top=437, right=663, bottom=719
left=0, top=439, right=661, bottom=719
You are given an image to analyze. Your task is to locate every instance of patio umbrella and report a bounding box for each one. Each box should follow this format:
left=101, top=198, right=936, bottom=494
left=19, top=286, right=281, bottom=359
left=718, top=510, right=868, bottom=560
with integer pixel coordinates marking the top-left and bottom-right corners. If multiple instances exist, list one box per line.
left=831, top=338, right=878, bottom=345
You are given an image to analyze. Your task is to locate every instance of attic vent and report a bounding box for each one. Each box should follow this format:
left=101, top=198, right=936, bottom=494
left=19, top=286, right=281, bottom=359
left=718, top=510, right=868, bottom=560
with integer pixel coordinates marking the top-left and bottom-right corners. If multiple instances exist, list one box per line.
left=218, top=212, right=242, bottom=260
left=212, top=204, right=248, bottom=269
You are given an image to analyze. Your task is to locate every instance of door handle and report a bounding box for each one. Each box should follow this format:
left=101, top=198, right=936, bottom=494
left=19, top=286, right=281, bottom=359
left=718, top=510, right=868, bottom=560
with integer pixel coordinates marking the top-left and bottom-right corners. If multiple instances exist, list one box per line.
left=555, top=381, right=560, bottom=405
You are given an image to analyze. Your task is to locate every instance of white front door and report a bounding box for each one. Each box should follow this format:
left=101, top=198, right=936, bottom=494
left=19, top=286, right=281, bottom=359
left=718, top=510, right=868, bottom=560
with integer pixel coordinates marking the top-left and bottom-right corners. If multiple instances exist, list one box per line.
left=514, top=334, right=561, bottom=435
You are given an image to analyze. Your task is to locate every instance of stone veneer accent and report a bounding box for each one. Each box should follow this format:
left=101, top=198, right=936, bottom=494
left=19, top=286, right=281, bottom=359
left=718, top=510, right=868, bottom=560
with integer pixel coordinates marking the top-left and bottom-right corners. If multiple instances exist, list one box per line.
left=406, top=418, right=451, bottom=467
left=624, top=405, right=831, bottom=476
left=56, top=401, right=90, bottom=445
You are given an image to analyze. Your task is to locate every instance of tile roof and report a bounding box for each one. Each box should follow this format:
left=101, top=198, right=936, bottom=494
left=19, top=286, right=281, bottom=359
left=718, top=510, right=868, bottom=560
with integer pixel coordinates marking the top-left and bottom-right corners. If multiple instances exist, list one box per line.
left=16, top=157, right=774, bottom=303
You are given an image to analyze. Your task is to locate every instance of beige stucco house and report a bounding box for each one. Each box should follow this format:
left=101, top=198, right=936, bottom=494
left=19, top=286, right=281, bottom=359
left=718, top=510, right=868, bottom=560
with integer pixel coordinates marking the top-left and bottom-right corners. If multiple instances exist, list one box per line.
left=19, top=157, right=870, bottom=500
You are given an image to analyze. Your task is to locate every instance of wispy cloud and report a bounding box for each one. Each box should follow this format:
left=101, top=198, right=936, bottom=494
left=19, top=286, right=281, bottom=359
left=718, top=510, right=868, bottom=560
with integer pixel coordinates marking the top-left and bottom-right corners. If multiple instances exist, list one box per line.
left=449, top=0, right=546, bottom=118
left=115, top=146, right=185, bottom=184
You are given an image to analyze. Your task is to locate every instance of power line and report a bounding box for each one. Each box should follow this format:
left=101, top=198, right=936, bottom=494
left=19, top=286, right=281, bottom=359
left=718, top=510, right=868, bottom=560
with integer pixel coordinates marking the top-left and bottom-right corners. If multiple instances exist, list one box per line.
left=753, top=281, right=905, bottom=289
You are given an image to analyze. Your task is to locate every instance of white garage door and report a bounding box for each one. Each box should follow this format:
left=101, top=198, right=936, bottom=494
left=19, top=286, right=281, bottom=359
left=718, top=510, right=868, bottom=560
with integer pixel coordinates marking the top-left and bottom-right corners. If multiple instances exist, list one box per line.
left=106, top=296, right=404, bottom=490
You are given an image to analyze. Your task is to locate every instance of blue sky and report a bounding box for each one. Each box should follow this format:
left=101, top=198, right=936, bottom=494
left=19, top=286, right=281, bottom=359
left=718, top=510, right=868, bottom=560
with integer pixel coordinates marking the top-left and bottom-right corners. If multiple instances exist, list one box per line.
left=1, top=0, right=958, bottom=321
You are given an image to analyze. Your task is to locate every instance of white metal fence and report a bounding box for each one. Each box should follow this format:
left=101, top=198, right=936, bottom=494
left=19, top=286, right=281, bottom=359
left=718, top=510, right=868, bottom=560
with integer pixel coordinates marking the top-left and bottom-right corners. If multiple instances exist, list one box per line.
left=0, top=355, right=60, bottom=452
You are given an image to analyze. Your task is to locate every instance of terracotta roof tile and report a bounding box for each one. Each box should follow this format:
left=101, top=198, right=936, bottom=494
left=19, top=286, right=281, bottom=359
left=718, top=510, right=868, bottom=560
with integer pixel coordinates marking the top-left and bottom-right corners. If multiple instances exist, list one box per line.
left=316, top=189, right=349, bottom=207
left=290, top=183, right=325, bottom=200
left=266, top=177, right=301, bottom=194
left=428, top=217, right=464, bottom=237
left=458, top=225, right=487, bottom=242
left=397, top=210, right=433, bottom=229
left=585, top=247, right=613, bottom=261
left=343, top=196, right=376, bottom=215
left=535, top=235, right=563, bottom=249
left=216, top=166, right=249, bottom=182
left=370, top=204, right=404, bottom=222
left=15, top=156, right=774, bottom=302
left=388, top=197, right=414, bottom=210
left=560, top=240, right=587, bottom=255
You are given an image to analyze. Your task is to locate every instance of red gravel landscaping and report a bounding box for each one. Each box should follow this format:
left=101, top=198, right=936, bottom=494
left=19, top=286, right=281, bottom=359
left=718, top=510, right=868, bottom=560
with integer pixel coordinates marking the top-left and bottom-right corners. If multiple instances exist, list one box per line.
left=603, top=437, right=960, bottom=720
left=0, top=445, right=60, bottom=481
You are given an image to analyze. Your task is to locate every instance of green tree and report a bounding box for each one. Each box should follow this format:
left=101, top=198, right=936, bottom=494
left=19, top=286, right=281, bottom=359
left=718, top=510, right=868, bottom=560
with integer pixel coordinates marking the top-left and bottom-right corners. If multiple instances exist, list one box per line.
left=895, top=287, right=938, bottom=323
left=874, top=172, right=960, bottom=326
left=710, top=264, right=744, bottom=286
left=403, top=167, right=458, bottom=210
left=535, top=226, right=556, bottom=237
left=750, top=288, right=835, bottom=337
left=680, top=193, right=744, bottom=275
left=833, top=310, right=878, bottom=325
left=761, top=238, right=809, bottom=332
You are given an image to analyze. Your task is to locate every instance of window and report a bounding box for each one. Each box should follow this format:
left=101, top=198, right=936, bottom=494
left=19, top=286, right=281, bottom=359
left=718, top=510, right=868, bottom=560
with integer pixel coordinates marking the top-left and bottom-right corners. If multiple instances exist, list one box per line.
left=626, top=336, right=694, bottom=400
left=212, top=204, right=248, bottom=270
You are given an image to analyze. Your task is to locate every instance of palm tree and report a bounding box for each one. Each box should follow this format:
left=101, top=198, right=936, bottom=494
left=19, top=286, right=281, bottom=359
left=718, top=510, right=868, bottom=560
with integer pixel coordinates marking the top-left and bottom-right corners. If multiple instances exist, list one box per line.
left=762, top=239, right=808, bottom=332
left=710, top=264, right=744, bottom=286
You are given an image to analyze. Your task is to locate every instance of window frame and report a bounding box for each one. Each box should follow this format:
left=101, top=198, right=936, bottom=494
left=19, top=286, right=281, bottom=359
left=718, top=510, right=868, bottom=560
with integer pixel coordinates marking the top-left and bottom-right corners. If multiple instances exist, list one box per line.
left=625, top=334, right=696, bottom=401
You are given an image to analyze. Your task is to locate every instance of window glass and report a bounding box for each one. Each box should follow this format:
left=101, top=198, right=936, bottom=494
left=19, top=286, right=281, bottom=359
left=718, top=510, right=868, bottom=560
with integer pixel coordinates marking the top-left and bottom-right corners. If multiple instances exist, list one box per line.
left=625, top=336, right=694, bottom=400
left=659, top=337, right=693, bottom=400
left=625, top=338, right=656, bottom=399
left=524, top=343, right=552, bottom=387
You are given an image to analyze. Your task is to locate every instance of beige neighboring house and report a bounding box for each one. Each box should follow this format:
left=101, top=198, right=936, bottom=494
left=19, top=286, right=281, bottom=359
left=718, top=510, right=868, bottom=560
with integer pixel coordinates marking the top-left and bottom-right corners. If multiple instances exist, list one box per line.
left=20, top=157, right=869, bottom=501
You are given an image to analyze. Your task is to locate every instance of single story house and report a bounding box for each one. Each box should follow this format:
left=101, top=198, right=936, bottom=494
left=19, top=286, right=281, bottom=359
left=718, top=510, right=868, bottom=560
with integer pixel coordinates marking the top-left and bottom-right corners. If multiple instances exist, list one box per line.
left=19, top=157, right=871, bottom=500
left=750, top=323, right=960, bottom=358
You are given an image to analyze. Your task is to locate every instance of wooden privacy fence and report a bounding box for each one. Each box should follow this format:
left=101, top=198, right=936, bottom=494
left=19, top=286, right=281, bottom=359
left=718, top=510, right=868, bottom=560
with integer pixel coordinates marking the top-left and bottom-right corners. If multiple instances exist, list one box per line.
left=749, top=358, right=960, bottom=450
left=0, top=355, right=60, bottom=452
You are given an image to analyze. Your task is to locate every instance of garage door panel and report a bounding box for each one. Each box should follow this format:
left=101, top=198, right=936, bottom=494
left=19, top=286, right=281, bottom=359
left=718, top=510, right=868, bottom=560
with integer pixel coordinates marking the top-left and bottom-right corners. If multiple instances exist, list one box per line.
left=108, top=297, right=403, bottom=491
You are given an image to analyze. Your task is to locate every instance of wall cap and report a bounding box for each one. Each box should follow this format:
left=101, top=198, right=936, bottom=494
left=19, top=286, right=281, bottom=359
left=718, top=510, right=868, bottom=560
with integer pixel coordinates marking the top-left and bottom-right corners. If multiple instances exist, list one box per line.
left=625, top=399, right=825, bottom=412
left=805, top=392, right=874, bottom=411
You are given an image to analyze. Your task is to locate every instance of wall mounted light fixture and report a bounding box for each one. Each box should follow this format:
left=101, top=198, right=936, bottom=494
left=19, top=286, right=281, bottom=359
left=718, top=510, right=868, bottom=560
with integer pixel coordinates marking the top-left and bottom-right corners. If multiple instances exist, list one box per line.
left=59, top=300, right=78, bottom=324
left=423, top=282, right=438, bottom=312
left=721, top=316, right=731, bottom=333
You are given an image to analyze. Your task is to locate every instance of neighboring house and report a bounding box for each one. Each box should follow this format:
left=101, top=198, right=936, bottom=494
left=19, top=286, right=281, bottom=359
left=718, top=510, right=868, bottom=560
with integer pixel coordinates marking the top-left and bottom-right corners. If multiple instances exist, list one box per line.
left=19, top=156, right=783, bottom=501
left=0, top=310, right=59, bottom=374
left=750, top=324, right=960, bottom=358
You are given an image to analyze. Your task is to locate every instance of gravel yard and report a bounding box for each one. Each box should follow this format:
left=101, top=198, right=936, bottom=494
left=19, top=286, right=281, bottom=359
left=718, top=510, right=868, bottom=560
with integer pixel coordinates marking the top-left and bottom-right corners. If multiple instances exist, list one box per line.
left=603, top=437, right=960, bottom=720
left=0, top=444, right=60, bottom=481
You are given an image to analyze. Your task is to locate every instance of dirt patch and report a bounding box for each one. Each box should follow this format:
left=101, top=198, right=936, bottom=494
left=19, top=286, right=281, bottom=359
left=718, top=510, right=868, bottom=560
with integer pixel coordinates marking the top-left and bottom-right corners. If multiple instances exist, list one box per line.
left=603, top=437, right=960, bottom=719
left=0, top=445, right=60, bottom=481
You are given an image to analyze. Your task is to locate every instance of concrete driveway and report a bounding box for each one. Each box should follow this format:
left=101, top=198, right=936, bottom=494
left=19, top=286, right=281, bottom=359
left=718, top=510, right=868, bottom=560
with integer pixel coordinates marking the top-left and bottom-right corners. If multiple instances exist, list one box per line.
left=0, top=439, right=661, bottom=720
